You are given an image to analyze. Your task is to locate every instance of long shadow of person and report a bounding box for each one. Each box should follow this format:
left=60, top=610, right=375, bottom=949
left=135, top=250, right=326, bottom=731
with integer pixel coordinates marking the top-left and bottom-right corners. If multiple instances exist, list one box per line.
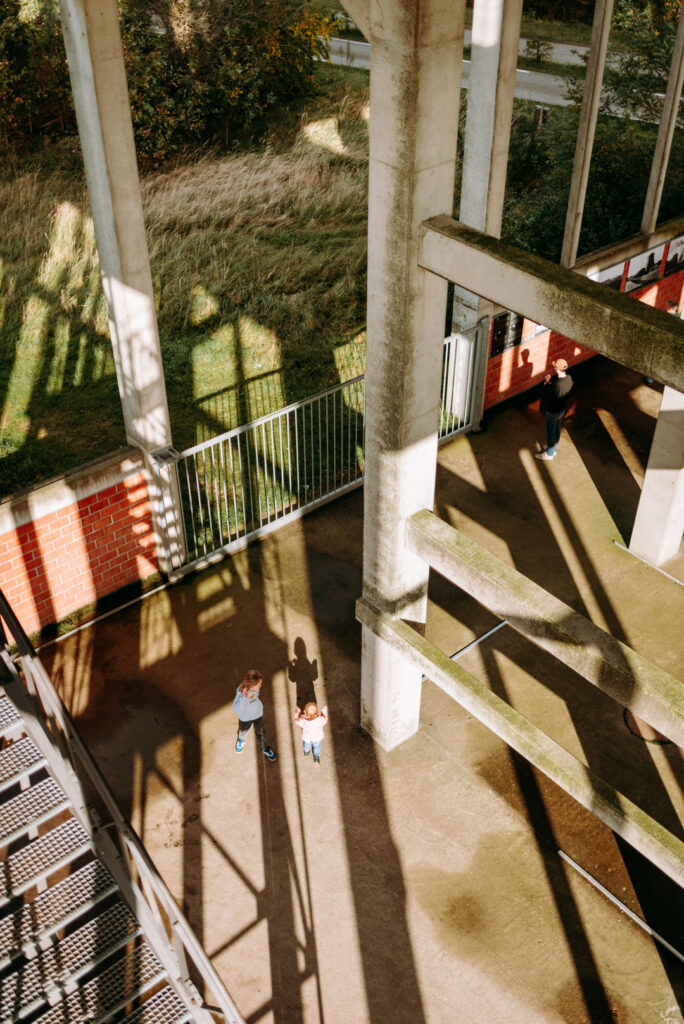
left=287, top=637, right=319, bottom=709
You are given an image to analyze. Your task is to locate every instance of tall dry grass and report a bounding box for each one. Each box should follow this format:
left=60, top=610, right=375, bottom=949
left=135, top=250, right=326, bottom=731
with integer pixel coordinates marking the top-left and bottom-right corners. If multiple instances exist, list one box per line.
left=0, top=73, right=370, bottom=494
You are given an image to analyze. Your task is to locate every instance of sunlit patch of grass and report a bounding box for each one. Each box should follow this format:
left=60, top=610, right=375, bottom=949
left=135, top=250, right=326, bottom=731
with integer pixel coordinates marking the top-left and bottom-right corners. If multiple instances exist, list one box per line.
left=0, top=70, right=370, bottom=495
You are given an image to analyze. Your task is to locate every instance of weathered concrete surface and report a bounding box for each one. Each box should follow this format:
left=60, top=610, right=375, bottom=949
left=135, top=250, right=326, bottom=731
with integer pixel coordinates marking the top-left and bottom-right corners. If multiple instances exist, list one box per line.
left=44, top=357, right=684, bottom=1024
left=360, top=0, right=466, bottom=749
left=59, top=0, right=172, bottom=454
left=631, top=384, right=684, bottom=566
left=419, top=216, right=684, bottom=391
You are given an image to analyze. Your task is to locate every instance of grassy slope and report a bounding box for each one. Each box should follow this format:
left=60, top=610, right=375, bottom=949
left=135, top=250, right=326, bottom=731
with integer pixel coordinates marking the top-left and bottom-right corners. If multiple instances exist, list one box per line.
left=0, top=66, right=370, bottom=499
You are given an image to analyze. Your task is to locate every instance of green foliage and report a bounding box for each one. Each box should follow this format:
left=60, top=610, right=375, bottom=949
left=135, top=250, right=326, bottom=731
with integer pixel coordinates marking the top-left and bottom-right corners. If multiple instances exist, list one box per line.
left=522, top=36, right=554, bottom=65
left=0, top=0, right=73, bottom=147
left=501, top=104, right=684, bottom=261
left=0, top=0, right=331, bottom=166
left=564, top=0, right=683, bottom=128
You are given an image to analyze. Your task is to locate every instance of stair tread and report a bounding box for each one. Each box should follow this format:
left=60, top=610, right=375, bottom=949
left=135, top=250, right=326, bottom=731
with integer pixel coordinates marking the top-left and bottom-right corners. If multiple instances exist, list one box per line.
left=0, top=777, right=70, bottom=848
left=0, top=859, right=117, bottom=969
left=0, top=900, right=141, bottom=1022
left=0, top=817, right=92, bottom=906
left=0, top=736, right=46, bottom=791
left=32, top=945, right=166, bottom=1024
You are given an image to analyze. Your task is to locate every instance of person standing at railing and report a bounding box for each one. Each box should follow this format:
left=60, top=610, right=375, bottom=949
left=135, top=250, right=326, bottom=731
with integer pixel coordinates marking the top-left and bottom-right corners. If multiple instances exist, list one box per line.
left=535, top=357, right=573, bottom=461
left=233, top=670, right=277, bottom=761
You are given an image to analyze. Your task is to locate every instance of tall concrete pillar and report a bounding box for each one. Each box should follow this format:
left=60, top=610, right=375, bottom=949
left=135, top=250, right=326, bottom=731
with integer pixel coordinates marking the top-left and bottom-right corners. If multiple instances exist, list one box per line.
left=361, top=0, right=465, bottom=750
left=630, top=384, right=684, bottom=566
left=451, top=0, right=522, bottom=423
left=59, top=0, right=172, bottom=455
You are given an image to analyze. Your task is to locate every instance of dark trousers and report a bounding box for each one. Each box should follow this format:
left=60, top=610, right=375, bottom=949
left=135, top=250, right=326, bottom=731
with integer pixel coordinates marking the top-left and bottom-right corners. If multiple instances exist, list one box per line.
left=545, top=409, right=565, bottom=456
left=238, top=717, right=266, bottom=748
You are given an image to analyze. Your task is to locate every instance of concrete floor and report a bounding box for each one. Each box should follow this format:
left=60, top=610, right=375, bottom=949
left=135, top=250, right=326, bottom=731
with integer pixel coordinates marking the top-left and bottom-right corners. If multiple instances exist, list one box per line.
left=44, top=357, right=684, bottom=1024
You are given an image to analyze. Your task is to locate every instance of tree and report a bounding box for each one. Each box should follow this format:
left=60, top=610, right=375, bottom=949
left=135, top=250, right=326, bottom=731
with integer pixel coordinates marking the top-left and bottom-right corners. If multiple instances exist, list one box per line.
left=0, top=0, right=331, bottom=165
left=565, top=0, right=683, bottom=128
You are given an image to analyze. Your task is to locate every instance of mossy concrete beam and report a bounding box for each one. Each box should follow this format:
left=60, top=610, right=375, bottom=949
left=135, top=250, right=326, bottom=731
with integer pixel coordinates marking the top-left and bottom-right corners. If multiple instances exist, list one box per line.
left=406, top=509, right=684, bottom=746
left=340, top=0, right=370, bottom=38
left=418, top=216, right=684, bottom=390
left=355, top=595, right=684, bottom=889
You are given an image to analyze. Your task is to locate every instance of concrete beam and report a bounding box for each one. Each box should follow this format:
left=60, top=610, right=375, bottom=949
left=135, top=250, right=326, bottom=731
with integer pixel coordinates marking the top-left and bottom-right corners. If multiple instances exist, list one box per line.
left=419, top=216, right=684, bottom=391
left=560, top=0, right=613, bottom=269
left=574, top=215, right=684, bottom=277
left=340, top=0, right=370, bottom=39
left=405, top=509, right=684, bottom=746
left=641, top=6, right=684, bottom=235
left=59, top=0, right=172, bottom=454
left=630, top=384, right=684, bottom=565
left=360, top=0, right=466, bottom=750
left=355, top=595, right=684, bottom=890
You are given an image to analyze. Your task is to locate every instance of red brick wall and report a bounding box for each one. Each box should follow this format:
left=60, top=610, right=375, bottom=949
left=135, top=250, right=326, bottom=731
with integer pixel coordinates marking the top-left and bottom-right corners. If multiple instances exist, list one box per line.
left=0, top=460, right=158, bottom=637
left=483, top=266, right=684, bottom=410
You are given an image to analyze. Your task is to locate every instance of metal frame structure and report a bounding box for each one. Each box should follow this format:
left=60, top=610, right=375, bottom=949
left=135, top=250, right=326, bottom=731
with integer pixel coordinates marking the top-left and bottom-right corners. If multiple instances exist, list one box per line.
left=0, top=588, right=245, bottom=1024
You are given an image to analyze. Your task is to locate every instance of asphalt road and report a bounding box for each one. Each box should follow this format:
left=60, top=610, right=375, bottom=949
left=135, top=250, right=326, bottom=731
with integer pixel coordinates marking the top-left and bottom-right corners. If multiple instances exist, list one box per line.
left=327, top=36, right=571, bottom=107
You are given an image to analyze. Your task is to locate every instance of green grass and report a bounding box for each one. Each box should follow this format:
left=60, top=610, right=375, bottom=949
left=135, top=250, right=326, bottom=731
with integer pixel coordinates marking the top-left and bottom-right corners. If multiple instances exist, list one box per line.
left=0, top=65, right=370, bottom=499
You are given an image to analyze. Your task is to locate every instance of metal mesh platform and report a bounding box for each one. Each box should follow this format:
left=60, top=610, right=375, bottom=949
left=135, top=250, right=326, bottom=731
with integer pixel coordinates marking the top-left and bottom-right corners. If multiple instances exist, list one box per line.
left=0, top=816, right=92, bottom=906
left=0, top=736, right=46, bottom=792
left=0, top=692, right=22, bottom=740
left=34, top=945, right=166, bottom=1024
left=0, top=776, right=70, bottom=848
left=0, top=859, right=117, bottom=970
left=121, top=986, right=192, bottom=1024
left=0, top=900, right=141, bottom=1022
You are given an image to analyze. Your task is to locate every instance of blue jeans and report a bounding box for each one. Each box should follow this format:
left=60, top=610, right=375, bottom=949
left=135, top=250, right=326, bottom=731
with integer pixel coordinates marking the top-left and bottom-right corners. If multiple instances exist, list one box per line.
left=304, top=740, right=321, bottom=758
left=545, top=409, right=565, bottom=456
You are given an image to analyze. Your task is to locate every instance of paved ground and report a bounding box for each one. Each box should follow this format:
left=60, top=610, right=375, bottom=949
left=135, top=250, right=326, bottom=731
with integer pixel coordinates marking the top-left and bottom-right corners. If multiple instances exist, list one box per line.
left=44, top=356, right=684, bottom=1024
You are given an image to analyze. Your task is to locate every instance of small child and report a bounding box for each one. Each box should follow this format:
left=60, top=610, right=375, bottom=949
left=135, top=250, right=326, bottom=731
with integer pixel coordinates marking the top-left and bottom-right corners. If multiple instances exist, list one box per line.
left=233, top=670, right=277, bottom=761
left=294, top=702, right=328, bottom=765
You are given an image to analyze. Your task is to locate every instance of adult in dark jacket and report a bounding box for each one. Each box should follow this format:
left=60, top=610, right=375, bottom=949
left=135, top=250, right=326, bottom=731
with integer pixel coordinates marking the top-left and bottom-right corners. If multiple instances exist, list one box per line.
left=535, top=358, right=573, bottom=461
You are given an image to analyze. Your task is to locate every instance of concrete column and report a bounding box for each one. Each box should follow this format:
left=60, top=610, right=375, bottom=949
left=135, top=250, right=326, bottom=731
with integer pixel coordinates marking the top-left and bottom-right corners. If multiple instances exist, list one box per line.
left=641, top=6, right=684, bottom=235
left=630, top=384, right=684, bottom=566
left=360, top=0, right=465, bottom=750
left=452, top=0, right=522, bottom=424
left=560, top=0, right=613, bottom=269
left=59, top=0, right=172, bottom=454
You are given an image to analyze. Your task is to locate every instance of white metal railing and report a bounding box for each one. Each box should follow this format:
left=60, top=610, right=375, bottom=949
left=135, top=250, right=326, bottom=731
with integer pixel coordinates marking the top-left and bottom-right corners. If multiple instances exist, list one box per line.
left=0, top=590, right=245, bottom=1024
left=153, top=324, right=486, bottom=575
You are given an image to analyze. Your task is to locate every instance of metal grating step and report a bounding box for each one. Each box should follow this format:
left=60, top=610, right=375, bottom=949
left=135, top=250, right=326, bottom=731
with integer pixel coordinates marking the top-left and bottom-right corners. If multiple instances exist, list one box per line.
left=0, top=777, right=70, bottom=849
left=119, top=986, right=192, bottom=1024
left=0, top=693, right=22, bottom=742
left=0, top=816, right=92, bottom=907
left=0, top=860, right=118, bottom=970
left=0, top=900, right=142, bottom=1022
left=0, top=736, right=47, bottom=794
left=34, top=944, right=166, bottom=1024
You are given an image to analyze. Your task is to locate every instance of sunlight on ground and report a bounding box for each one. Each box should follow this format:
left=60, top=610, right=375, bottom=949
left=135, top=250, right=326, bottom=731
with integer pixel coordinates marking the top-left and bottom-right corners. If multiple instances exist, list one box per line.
left=519, top=446, right=611, bottom=630
left=0, top=295, right=47, bottom=432
left=301, top=116, right=350, bottom=155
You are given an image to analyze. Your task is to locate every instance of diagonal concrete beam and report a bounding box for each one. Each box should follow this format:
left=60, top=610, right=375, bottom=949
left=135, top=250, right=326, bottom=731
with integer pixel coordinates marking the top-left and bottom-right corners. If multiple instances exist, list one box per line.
left=355, top=595, right=684, bottom=890
left=405, top=509, right=684, bottom=746
left=419, top=216, right=684, bottom=391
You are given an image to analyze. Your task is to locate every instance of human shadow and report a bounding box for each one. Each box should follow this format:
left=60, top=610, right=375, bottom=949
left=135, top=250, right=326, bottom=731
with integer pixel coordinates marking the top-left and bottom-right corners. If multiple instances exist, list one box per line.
left=287, top=636, right=319, bottom=710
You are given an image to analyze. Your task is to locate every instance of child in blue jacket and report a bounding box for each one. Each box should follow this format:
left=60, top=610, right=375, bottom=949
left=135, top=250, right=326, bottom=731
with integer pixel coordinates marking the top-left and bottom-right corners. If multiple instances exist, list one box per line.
left=233, top=669, right=277, bottom=761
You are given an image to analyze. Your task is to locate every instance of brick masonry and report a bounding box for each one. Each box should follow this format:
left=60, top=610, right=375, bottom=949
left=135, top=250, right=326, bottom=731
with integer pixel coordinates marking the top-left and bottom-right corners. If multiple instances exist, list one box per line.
left=0, top=450, right=158, bottom=636
left=483, top=266, right=684, bottom=408
left=0, top=260, right=682, bottom=636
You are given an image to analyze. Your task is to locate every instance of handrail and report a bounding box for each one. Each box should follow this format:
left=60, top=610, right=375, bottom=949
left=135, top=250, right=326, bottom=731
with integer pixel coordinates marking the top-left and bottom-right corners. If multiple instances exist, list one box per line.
left=0, top=587, right=245, bottom=1024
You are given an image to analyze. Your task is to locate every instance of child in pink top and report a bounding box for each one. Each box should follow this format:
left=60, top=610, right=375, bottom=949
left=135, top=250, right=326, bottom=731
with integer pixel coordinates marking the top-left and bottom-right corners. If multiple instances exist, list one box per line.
left=294, top=702, right=328, bottom=765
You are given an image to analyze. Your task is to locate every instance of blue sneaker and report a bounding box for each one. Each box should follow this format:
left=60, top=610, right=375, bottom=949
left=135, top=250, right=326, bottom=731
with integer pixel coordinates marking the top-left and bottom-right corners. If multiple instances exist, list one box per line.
left=235, top=737, right=244, bottom=753
left=263, top=746, right=277, bottom=762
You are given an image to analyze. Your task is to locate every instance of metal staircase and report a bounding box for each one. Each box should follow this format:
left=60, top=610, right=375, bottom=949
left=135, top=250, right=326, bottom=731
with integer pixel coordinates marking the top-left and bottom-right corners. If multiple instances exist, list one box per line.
left=0, top=592, right=245, bottom=1024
